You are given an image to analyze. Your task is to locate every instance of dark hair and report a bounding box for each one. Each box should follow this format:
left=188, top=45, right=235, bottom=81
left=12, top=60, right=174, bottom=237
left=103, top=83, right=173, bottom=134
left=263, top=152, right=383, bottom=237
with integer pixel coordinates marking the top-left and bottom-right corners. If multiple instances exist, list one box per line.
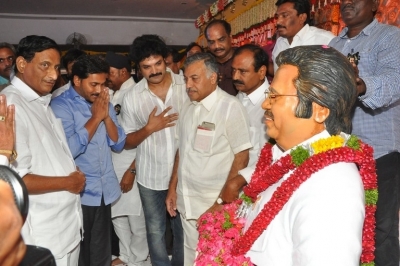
left=15, top=35, right=60, bottom=73
left=71, top=55, right=109, bottom=82
left=276, top=45, right=357, bottom=134
left=185, top=42, right=204, bottom=54
left=275, top=0, right=311, bottom=25
left=205, top=20, right=232, bottom=40
left=167, top=47, right=183, bottom=63
left=184, top=52, right=218, bottom=77
left=233, top=44, right=269, bottom=72
left=129, top=35, right=168, bottom=65
left=62, top=48, right=86, bottom=69
left=0, top=42, right=16, bottom=54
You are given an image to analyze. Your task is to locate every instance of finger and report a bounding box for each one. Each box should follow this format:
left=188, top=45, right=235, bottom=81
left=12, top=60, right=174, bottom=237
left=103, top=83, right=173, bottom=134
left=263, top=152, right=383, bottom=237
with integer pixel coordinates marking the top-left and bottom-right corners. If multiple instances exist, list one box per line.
left=160, top=106, right=173, bottom=116
left=0, top=94, right=6, bottom=116
left=149, top=106, right=157, bottom=117
left=165, top=122, right=176, bottom=128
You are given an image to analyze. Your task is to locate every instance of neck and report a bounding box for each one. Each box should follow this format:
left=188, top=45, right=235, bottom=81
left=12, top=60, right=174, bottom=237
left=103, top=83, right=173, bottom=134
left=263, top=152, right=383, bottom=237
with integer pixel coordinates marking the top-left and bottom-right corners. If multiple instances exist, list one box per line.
left=346, top=18, right=374, bottom=38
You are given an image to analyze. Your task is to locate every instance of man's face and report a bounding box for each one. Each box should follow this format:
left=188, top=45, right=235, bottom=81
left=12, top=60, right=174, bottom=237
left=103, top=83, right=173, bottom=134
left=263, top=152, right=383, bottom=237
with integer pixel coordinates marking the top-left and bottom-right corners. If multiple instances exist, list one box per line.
left=340, top=0, right=377, bottom=27
left=108, top=66, right=124, bottom=91
left=206, top=24, right=232, bottom=61
left=139, top=55, right=167, bottom=85
left=16, top=48, right=60, bottom=96
left=232, top=50, right=266, bottom=95
left=262, top=64, right=317, bottom=150
left=74, top=73, right=108, bottom=103
left=275, top=2, right=307, bottom=42
left=184, top=60, right=217, bottom=102
left=0, top=48, right=15, bottom=80
left=164, top=54, right=180, bottom=75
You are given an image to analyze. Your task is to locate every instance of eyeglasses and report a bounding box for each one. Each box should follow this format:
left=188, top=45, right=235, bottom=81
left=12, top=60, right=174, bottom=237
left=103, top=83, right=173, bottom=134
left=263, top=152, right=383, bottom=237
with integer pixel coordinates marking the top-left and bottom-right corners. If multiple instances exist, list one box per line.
left=264, top=90, right=298, bottom=104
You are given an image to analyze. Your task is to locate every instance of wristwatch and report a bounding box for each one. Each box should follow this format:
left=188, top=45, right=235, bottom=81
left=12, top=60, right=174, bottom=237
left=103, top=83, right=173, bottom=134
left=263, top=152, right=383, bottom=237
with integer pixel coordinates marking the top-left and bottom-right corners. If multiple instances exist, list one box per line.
left=0, top=150, right=17, bottom=162
left=130, top=168, right=136, bottom=175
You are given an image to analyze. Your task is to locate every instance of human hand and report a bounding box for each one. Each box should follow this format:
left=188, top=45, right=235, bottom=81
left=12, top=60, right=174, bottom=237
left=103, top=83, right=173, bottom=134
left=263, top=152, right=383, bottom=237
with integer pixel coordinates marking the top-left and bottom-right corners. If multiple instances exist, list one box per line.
left=91, top=88, right=110, bottom=122
left=66, top=168, right=86, bottom=194
left=0, top=180, right=26, bottom=266
left=120, top=170, right=135, bottom=193
left=350, top=63, right=366, bottom=95
left=0, top=95, right=15, bottom=160
left=165, top=188, right=178, bottom=217
left=220, top=175, right=247, bottom=203
left=145, top=106, right=178, bottom=134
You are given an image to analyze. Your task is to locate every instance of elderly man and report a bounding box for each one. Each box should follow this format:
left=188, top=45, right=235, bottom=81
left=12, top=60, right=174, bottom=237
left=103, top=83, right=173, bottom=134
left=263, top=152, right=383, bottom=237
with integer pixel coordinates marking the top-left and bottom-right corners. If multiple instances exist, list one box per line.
left=166, top=52, right=252, bottom=265
left=272, top=0, right=334, bottom=72
left=205, top=20, right=237, bottom=96
left=51, top=55, right=126, bottom=265
left=2, top=35, right=85, bottom=265
left=329, top=0, right=400, bottom=264
left=0, top=43, right=16, bottom=89
left=221, top=45, right=366, bottom=266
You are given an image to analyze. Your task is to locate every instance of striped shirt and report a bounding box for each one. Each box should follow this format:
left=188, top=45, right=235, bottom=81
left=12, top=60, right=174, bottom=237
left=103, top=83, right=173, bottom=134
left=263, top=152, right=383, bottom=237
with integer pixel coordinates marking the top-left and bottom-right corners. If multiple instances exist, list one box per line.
left=329, top=19, right=400, bottom=159
left=120, top=69, right=188, bottom=190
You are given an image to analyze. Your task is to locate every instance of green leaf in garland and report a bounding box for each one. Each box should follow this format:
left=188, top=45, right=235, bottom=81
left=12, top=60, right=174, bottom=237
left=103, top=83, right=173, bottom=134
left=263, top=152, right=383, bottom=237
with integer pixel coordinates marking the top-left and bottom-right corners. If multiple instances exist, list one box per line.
left=361, top=262, right=375, bottom=266
left=290, top=146, right=310, bottom=167
left=346, top=135, right=360, bottom=150
left=240, top=194, right=253, bottom=204
left=222, top=212, right=232, bottom=229
left=365, top=189, right=378, bottom=205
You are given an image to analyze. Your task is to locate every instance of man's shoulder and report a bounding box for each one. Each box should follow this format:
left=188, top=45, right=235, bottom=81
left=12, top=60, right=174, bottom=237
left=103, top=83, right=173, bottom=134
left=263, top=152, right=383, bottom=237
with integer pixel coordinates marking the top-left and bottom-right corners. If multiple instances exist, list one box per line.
left=1, top=85, right=24, bottom=105
left=307, top=26, right=335, bottom=40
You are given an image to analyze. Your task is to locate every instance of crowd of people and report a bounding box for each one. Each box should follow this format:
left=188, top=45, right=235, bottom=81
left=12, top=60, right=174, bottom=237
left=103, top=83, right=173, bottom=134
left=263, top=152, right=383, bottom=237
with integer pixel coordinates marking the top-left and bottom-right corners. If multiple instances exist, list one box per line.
left=0, top=0, right=399, bottom=265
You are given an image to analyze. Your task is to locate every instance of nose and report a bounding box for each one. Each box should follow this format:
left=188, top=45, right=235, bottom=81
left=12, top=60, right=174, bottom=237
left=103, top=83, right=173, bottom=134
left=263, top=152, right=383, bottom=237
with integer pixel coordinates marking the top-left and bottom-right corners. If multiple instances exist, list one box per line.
left=48, top=67, right=59, bottom=81
left=232, top=69, right=239, bottom=80
left=262, top=97, right=271, bottom=110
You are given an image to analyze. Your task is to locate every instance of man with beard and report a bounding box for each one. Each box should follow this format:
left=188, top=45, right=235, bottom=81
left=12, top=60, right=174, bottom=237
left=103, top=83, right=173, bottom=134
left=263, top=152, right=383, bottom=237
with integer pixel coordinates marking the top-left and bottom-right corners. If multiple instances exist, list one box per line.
left=219, top=44, right=270, bottom=203
left=166, top=52, right=252, bottom=265
left=0, top=43, right=16, bottom=89
left=52, top=48, right=86, bottom=99
left=272, top=0, right=334, bottom=72
left=205, top=19, right=237, bottom=96
left=329, top=0, right=400, bottom=264
left=51, top=55, right=126, bottom=265
left=120, top=34, right=186, bottom=266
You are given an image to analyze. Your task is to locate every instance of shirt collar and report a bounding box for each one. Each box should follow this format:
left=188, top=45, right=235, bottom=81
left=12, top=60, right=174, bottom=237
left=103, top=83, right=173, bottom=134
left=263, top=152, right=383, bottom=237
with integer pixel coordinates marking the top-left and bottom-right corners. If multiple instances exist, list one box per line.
left=11, top=76, right=52, bottom=107
left=294, top=24, right=310, bottom=42
left=119, top=77, right=135, bottom=92
left=238, top=79, right=268, bottom=106
left=192, top=86, right=218, bottom=111
left=336, top=18, right=378, bottom=40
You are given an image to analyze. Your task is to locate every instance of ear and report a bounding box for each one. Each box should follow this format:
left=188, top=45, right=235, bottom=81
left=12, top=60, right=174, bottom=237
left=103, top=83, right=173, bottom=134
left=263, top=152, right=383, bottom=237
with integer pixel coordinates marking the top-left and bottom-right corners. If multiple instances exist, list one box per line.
left=257, top=65, right=267, bottom=80
left=371, top=0, right=379, bottom=12
left=312, top=102, right=330, bottom=124
left=73, top=76, right=81, bottom=87
left=210, top=72, right=218, bottom=85
left=299, top=13, right=307, bottom=25
left=15, top=56, right=26, bottom=73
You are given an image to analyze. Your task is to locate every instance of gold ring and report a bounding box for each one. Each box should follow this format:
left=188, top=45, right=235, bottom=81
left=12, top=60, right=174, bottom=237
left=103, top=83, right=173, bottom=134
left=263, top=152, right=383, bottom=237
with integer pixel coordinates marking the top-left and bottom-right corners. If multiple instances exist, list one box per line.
left=0, top=116, right=5, bottom=121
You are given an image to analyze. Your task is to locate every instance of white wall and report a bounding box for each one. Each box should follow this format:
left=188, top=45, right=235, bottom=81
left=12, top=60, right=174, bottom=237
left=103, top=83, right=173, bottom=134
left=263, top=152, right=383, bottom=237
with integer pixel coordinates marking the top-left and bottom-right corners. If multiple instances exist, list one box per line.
left=0, top=14, right=199, bottom=46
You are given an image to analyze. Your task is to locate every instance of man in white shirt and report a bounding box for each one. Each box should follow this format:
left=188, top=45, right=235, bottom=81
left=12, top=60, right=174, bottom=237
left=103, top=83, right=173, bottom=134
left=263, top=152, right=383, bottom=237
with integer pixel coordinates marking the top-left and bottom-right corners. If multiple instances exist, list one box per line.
left=2, top=35, right=85, bottom=266
left=166, top=52, right=252, bottom=265
left=272, top=0, right=334, bottom=72
left=121, top=35, right=186, bottom=266
left=105, top=51, right=149, bottom=266
left=220, top=44, right=270, bottom=203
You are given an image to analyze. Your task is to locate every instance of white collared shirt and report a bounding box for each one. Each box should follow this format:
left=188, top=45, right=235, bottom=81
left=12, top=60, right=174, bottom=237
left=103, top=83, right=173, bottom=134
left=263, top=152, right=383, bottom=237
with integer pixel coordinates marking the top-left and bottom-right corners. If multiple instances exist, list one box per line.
left=176, top=87, right=252, bottom=219
left=245, top=130, right=365, bottom=266
left=237, top=80, right=269, bottom=168
left=110, top=77, right=142, bottom=217
left=272, top=24, right=335, bottom=72
left=120, top=70, right=188, bottom=190
left=2, top=77, right=82, bottom=259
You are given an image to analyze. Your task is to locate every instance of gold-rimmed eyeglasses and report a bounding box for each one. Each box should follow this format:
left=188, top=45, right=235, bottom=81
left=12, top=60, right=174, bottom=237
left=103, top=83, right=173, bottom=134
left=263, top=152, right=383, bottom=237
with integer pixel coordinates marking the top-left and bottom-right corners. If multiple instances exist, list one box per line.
left=264, top=89, right=298, bottom=104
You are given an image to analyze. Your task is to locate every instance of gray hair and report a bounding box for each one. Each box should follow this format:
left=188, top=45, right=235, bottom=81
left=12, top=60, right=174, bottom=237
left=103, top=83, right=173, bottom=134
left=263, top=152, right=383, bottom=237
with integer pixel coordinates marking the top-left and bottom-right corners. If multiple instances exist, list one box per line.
left=276, top=45, right=357, bottom=134
left=184, top=52, right=218, bottom=78
left=0, top=42, right=16, bottom=54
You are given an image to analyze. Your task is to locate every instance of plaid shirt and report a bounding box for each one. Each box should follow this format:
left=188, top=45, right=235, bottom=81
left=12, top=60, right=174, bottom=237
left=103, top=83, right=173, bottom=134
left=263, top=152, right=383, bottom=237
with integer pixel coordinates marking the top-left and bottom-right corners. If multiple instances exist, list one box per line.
left=330, top=19, right=400, bottom=159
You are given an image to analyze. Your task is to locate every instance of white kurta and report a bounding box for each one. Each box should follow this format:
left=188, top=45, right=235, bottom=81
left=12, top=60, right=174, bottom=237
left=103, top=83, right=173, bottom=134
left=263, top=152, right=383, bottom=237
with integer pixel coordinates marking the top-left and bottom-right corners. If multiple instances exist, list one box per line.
left=245, top=131, right=365, bottom=266
left=3, top=77, right=82, bottom=259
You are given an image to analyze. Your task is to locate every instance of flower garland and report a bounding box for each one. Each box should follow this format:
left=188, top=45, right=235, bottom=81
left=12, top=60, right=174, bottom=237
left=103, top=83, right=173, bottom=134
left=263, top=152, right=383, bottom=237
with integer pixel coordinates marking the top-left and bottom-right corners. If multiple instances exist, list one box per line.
left=196, top=134, right=377, bottom=266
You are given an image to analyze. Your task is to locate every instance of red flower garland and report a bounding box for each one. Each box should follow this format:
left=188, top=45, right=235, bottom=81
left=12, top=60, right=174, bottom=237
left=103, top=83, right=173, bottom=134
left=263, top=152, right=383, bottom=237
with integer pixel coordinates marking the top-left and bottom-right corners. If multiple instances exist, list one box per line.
left=231, top=141, right=377, bottom=265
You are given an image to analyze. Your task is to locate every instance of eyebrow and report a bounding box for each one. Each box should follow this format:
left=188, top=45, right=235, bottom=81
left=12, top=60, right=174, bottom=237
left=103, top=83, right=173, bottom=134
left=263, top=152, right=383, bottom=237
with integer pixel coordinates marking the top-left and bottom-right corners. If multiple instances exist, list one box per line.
left=268, top=86, right=278, bottom=93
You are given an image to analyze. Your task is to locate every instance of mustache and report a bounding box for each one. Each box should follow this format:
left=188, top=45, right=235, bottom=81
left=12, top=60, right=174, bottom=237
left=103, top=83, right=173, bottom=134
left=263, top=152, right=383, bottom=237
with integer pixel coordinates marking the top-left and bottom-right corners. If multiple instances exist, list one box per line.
left=341, top=3, right=354, bottom=11
left=149, top=72, right=162, bottom=78
left=276, top=24, right=286, bottom=29
left=233, top=80, right=244, bottom=85
left=213, top=48, right=225, bottom=53
left=264, top=110, right=274, bottom=120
